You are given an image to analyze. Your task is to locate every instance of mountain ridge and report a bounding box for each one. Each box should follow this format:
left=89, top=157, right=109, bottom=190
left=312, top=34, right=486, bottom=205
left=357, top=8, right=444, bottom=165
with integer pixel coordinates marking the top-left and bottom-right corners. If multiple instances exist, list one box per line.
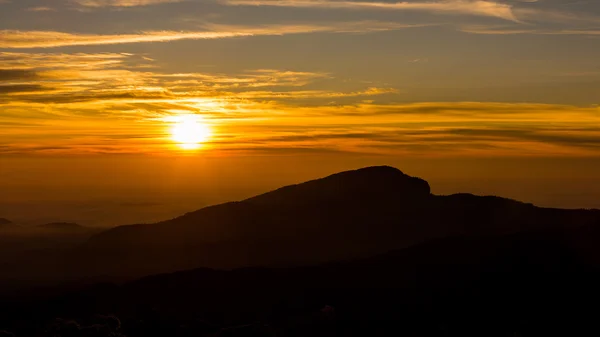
left=2, top=166, right=600, bottom=284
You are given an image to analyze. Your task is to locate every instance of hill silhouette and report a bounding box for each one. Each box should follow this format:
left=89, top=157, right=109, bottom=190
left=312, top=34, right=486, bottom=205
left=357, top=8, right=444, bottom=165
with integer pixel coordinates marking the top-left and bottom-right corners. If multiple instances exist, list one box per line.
left=1, top=166, right=599, bottom=284
left=0, top=219, right=12, bottom=227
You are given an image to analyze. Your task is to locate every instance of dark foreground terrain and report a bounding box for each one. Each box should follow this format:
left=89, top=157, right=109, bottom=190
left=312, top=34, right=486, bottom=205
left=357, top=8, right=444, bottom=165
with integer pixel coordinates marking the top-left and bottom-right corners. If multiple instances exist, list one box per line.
left=1, top=166, right=600, bottom=336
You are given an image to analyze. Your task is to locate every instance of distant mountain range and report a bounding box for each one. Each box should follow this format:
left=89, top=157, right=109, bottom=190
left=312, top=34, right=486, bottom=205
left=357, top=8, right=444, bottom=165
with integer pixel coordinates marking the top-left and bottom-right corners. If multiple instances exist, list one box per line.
left=0, top=220, right=98, bottom=267
left=0, top=219, right=86, bottom=231
left=1, top=166, right=599, bottom=284
left=36, top=222, right=86, bottom=231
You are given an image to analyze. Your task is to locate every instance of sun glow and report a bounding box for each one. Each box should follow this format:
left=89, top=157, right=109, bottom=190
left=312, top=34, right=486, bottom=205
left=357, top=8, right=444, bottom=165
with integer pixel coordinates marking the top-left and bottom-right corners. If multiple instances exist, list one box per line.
left=168, top=114, right=212, bottom=150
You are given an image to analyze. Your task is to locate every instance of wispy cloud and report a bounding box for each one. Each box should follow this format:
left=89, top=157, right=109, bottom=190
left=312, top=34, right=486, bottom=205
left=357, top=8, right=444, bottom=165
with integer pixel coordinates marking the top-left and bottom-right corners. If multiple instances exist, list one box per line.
left=0, top=52, right=393, bottom=114
left=222, top=0, right=521, bottom=22
left=0, top=21, right=423, bottom=49
left=2, top=51, right=600, bottom=157
left=71, top=0, right=185, bottom=7
left=3, top=100, right=600, bottom=156
left=460, top=24, right=600, bottom=35
left=557, top=29, right=600, bottom=35
left=159, top=69, right=331, bottom=88
left=0, top=30, right=251, bottom=49
left=235, top=87, right=397, bottom=99
left=26, top=6, right=56, bottom=11
left=0, top=52, right=131, bottom=70
left=514, top=6, right=600, bottom=25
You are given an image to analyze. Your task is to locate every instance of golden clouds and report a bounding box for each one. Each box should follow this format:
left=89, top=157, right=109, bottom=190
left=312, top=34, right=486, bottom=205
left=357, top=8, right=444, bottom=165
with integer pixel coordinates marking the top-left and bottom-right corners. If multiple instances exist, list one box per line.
left=0, top=52, right=396, bottom=154
left=72, top=0, right=184, bottom=7
left=233, top=87, right=398, bottom=99
left=0, top=52, right=130, bottom=70
left=158, top=69, right=331, bottom=88
left=26, top=6, right=55, bottom=11
left=0, top=30, right=251, bottom=49
left=0, top=52, right=385, bottom=105
left=459, top=25, right=600, bottom=35
left=0, top=22, right=423, bottom=49
left=223, top=0, right=520, bottom=22
left=2, top=52, right=600, bottom=156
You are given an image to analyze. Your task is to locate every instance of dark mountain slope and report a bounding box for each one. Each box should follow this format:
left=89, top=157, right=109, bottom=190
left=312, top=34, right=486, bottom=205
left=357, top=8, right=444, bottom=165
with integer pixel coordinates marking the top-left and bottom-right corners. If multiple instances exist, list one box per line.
left=2, top=166, right=599, bottom=283
left=3, top=223, right=600, bottom=337
left=89, top=166, right=431, bottom=245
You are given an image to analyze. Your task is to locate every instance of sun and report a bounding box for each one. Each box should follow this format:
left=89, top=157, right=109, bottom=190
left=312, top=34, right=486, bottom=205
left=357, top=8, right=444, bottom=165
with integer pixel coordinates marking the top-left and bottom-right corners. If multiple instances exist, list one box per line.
left=169, top=114, right=211, bottom=150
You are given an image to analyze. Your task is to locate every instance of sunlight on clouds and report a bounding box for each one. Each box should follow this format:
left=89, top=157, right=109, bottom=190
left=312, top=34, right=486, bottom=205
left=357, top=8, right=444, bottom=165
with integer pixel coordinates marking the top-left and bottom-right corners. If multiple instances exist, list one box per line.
left=0, top=22, right=423, bottom=49
left=0, top=30, right=251, bottom=49
left=27, top=6, right=55, bottom=11
left=222, top=0, right=521, bottom=22
left=2, top=52, right=600, bottom=157
left=72, top=0, right=184, bottom=7
left=0, top=52, right=130, bottom=70
left=158, top=69, right=331, bottom=88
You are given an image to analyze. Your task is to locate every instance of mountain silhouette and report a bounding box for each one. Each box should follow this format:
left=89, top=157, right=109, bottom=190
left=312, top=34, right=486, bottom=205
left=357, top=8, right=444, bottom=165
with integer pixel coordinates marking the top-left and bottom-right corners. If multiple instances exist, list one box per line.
left=2, top=166, right=600, bottom=337
left=0, top=219, right=12, bottom=227
left=1, top=166, right=599, bottom=283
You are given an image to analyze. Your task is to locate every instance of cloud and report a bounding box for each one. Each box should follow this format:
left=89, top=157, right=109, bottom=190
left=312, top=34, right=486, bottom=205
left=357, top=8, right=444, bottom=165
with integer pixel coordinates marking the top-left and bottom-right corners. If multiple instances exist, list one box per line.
left=236, top=127, right=600, bottom=153
left=514, top=6, right=600, bottom=25
left=0, top=30, right=251, bottom=49
left=27, top=6, right=56, bottom=11
left=222, top=0, right=521, bottom=22
left=0, top=84, right=51, bottom=94
left=0, top=52, right=393, bottom=117
left=459, top=24, right=536, bottom=34
left=2, top=52, right=600, bottom=157
left=0, top=22, right=423, bottom=49
left=71, top=0, right=184, bottom=7
left=0, top=52, right=132, bottom=70
left=159, top=69, right=332, bottom=88
left=235, top=87, right=397, bottom=99
left=0, top=69, right=39, bottom=81
left=557, top=30, right=600, bottom=36
left=460, top=25, right=600, bottom=35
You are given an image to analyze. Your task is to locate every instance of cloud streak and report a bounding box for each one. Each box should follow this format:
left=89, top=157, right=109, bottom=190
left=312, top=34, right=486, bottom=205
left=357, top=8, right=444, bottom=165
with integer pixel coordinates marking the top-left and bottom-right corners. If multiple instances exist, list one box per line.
left=2, top=51, right=600, bottom=157
left=222, top=0, right=521, bottom=22
left=26, top=6, right=56, bottom=11
left=0, top=30, right=251, bottom=49
left=0, top=22, right=423, bottom=49
left=71, top=0, right=184, bottom=7
left=460, top=25, right=600, bottom=35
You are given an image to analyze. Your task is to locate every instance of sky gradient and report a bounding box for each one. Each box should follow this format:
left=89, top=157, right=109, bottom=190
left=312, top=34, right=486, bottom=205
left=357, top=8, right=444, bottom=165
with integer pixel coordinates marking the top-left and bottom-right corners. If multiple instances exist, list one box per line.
left=1, top=0, right=600, bottom=225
